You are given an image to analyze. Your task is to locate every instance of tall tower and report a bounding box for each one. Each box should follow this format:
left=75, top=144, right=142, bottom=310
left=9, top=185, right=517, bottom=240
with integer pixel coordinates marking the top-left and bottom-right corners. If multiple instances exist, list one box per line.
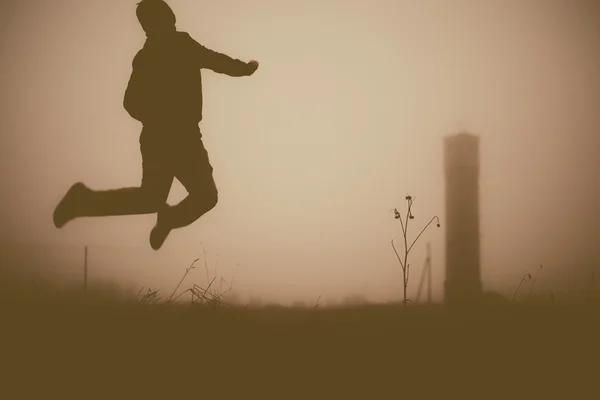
left=444, top=132, right=482, bottom=305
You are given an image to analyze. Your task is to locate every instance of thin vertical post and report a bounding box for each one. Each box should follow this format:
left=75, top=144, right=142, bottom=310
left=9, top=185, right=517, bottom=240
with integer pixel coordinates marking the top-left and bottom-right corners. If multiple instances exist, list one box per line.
left=84, top=246, right=88, bottom=293
left=427, top=242, right=432, bottom=304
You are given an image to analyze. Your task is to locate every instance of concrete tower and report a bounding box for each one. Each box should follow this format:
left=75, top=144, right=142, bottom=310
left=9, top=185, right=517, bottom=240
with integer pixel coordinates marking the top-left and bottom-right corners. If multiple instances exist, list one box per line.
left=444, top=132, right=482, bottom=305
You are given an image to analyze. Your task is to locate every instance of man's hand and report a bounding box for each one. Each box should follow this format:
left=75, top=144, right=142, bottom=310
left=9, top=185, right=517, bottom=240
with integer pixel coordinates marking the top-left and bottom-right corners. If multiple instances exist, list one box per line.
left=247, top=60, right=259, bottom=75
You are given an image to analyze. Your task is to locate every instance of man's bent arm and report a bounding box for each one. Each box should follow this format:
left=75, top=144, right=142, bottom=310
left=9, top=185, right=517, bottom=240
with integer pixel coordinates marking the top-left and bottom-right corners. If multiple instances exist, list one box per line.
left=123, top=53, right=147, bottom=122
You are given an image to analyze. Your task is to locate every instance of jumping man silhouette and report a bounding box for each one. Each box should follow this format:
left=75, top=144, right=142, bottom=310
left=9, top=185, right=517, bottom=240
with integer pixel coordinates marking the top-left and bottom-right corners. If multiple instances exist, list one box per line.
left=53, top=0, right=259, bottom=250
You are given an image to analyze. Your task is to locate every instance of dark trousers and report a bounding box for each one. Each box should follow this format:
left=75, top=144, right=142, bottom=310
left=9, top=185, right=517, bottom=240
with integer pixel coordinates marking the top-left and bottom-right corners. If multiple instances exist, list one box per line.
left=79, top=124, right=218, bottom=229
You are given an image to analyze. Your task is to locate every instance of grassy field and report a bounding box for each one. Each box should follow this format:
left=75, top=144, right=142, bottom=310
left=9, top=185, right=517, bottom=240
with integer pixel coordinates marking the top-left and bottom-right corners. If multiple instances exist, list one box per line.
left=2, top=280, right=598, bottom=399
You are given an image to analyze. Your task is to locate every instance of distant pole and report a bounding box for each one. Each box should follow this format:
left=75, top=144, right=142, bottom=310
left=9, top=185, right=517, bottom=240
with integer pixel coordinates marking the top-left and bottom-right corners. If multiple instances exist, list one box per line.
left=84, top=246, right=88, bottom=293
left=415, top=242, right=432, bottom=304
left=427, top=242, right=432, bottom=304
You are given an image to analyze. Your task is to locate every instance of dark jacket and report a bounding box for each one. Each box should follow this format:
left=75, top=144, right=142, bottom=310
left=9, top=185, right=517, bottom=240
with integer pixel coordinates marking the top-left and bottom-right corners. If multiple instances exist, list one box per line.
left=124, top=31, right=254, bottom=127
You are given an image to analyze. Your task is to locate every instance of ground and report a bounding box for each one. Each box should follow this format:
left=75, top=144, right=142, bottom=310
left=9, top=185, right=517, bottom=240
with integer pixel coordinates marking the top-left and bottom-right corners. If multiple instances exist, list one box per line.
left=2, top=284, right=598, bottom=398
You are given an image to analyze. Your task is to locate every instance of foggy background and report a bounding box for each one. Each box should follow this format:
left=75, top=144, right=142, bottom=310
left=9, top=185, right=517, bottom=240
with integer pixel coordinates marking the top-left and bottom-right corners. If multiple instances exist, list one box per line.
left=0, top=0, right=598, bottom=305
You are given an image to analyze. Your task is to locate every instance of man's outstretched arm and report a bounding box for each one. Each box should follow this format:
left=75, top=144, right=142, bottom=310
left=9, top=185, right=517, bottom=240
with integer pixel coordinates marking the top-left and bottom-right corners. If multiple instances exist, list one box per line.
left=184, top=33, right=259, bottom=77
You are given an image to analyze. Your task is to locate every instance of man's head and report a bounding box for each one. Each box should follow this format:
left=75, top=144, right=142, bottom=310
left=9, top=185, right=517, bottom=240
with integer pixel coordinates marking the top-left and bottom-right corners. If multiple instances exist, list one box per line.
left=136, top=0, right=176, bottom=36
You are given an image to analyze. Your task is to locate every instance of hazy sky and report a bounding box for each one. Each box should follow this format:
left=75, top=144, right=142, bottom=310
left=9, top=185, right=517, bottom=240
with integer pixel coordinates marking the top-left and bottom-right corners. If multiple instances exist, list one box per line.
left=0, top=0, right=598, bottom=304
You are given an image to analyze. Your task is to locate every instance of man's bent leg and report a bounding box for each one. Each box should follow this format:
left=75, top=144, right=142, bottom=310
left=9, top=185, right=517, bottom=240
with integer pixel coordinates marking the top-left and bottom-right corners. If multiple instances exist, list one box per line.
left=168, top=135, right=218, bottom=229
left=149, top=133, right=217, bottom=249
left=163, top=185, right=218, bottom=229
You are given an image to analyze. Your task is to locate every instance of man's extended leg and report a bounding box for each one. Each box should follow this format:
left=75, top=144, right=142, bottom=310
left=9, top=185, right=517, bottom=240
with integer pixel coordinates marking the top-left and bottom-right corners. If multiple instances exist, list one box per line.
left=53, top=132, right=174, bottom=228
left=149, top=133, right=218, bottom=250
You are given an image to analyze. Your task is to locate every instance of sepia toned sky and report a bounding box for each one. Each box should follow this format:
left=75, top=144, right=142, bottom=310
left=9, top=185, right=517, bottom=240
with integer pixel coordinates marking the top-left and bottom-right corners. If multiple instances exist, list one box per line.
left=0, top=0, right=598, bottom=304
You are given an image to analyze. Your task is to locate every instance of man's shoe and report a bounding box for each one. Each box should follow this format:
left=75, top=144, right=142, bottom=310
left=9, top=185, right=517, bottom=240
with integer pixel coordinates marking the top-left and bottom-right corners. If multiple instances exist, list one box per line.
left=53, top=182, right=89, bottom=228
left=149, top=206, right=172, bottom=250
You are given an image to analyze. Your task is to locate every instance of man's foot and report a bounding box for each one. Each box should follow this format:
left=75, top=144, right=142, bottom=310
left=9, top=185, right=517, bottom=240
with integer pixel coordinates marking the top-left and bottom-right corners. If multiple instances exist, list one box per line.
left=53, top=182, right=89, bottom=228
left=149, top=206, right=172, bottom=250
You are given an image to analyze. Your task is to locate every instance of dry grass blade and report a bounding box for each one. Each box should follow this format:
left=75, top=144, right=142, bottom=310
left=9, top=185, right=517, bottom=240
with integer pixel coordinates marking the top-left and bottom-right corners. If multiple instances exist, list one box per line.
left=136, top=287, right=145, bottom=301
left=166, top=258, right=200, bottom=304
left=513, top=272, right=533, bottom=302
left=170, top=288, right=192, bottom=303
left=139, top=288, right=161, bottom=305
left=189, top=282, right=236, bottom=309
left=528, top=264, right=543, bottom=299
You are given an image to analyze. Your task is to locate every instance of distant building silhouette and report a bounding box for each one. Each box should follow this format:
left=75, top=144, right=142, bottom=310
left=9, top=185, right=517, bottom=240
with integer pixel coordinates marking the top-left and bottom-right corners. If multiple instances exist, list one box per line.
left=444, top=132, right=482, bottom=305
